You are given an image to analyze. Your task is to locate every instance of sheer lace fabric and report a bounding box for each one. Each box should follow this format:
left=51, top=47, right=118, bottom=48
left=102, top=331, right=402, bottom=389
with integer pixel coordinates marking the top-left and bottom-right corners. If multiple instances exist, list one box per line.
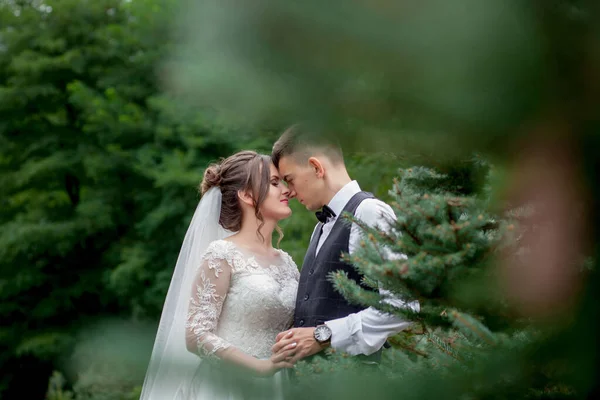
left=186, top=240, right=299, bottom=360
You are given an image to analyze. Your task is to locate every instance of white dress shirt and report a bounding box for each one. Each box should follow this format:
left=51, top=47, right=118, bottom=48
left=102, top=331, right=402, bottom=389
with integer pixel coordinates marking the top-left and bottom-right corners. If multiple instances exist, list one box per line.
left=311, top=181, right=419, bottom=356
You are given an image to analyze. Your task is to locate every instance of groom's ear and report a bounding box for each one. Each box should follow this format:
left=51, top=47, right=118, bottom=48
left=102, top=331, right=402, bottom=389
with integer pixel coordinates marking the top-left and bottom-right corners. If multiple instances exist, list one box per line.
left=308, top=157, right=325, bottom=179
left=237, top=189, right=254, bottom=207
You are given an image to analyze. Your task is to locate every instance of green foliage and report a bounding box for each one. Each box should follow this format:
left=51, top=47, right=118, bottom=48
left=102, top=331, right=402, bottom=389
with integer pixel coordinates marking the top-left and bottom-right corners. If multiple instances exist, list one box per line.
left=0, top=0, right=243, bottom=397
left=167, top=0, right=561, bottom=157
left=46, top=370, right=141, bottom=400
left=45, top=320, right=153, bottom=400
left=47, top=372, right=74, bottom=400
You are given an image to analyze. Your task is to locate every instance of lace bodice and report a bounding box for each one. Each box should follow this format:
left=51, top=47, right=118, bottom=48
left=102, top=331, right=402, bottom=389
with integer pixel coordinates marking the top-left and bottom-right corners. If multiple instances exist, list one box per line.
left=185, top=240, right=299, bottom=360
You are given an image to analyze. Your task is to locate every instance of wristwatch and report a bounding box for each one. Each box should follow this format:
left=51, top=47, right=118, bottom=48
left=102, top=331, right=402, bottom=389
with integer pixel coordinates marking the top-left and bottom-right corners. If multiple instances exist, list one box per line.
left=314, top=324, right=332, bottom=344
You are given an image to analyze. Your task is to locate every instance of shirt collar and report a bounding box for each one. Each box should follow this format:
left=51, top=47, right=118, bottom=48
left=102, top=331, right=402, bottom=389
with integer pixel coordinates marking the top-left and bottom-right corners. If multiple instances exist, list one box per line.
left=327, top=180, right=361, bottom=217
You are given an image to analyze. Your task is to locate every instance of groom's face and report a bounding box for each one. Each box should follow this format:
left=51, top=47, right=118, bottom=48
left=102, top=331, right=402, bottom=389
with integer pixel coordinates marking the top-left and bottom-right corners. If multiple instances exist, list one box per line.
left=277, top=155, right=324, bottom=211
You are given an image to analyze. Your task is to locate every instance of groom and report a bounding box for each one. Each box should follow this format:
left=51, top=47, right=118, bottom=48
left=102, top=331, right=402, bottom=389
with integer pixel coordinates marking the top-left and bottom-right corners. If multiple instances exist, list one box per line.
left=271, top=124, right=418, bottom=364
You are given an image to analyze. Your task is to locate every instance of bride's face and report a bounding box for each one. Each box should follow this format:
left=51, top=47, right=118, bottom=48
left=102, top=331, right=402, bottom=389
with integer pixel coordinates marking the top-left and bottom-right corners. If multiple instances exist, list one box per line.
left=259, top=164, right=292, bottom=221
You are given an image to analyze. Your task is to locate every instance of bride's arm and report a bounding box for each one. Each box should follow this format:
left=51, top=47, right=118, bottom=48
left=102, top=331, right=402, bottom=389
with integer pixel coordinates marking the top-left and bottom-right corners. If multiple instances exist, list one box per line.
left=186, top=258, right=294, bottom=376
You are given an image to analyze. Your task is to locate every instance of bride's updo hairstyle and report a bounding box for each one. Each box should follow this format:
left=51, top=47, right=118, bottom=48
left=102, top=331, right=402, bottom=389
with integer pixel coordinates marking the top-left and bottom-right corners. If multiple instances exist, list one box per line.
left=200, top=150, right=273, bottom=237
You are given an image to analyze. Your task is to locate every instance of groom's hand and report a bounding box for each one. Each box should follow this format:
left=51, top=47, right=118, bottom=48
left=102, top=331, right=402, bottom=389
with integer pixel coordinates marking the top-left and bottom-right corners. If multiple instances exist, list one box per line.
left=272, top=328, right=328, bottom=363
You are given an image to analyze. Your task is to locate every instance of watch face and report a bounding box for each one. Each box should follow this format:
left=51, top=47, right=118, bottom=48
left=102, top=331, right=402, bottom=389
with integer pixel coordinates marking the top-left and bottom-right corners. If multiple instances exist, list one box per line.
left=315, top=326, right=331, bottom=342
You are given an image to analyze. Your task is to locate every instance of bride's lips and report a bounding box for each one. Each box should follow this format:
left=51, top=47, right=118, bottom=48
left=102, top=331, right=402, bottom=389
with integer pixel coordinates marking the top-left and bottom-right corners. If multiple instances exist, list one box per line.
left=280, top=199, right=289, bottom=204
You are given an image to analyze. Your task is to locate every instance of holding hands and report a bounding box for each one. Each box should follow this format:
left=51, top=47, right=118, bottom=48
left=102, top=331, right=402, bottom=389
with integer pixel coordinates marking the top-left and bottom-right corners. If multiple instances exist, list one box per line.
left=271, top=327, right=328, bottom=364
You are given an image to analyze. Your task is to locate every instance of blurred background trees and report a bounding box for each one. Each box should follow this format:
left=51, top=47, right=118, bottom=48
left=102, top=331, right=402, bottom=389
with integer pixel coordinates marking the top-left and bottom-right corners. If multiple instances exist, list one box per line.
left=1, top=0, right=598, bottom=399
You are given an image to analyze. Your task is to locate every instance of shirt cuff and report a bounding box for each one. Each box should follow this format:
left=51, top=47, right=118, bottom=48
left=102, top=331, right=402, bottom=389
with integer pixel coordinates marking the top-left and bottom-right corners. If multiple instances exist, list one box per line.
left=324, top=314, right=361, bottom=355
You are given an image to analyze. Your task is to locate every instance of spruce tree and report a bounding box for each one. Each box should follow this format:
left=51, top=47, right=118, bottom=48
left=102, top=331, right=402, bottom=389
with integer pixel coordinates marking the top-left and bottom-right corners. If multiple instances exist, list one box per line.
left=291, top=161, right=576, bottom=399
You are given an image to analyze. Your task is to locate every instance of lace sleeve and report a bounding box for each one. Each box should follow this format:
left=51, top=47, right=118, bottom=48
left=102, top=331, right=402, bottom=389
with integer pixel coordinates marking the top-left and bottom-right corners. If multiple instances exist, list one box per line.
left=185, top=255, right=233, bottom=358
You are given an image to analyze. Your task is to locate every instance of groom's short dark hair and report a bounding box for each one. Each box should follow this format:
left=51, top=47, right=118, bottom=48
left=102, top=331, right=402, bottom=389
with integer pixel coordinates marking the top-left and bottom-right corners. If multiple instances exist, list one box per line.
left=271, top=123, right=344, bottom=168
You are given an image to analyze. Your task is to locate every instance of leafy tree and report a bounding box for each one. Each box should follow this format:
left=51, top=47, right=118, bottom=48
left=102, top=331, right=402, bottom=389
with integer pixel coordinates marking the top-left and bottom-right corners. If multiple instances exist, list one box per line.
left=0, top=0, right=239, bottom=397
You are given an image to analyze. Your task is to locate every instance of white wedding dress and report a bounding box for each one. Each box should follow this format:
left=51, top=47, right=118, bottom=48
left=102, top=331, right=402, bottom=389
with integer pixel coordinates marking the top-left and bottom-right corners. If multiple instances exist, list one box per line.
left=182, top=239, right=299, bottom=399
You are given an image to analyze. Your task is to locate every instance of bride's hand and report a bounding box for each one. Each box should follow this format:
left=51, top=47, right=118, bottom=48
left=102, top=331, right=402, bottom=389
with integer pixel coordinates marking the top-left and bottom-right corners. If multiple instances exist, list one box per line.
left=254, top=343, right=297, bottom=376
left=253, top=359, right=293, bottom=377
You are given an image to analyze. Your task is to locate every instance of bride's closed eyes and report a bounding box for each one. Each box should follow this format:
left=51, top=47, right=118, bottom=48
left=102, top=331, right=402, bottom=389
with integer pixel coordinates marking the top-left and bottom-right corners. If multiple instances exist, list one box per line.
left=270, top=176, right=283, bottom=187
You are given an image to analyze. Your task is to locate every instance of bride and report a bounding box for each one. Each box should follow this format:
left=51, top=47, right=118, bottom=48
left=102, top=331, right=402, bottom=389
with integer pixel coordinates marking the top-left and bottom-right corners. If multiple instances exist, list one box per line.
left=140, top=151, right=300, bottom=399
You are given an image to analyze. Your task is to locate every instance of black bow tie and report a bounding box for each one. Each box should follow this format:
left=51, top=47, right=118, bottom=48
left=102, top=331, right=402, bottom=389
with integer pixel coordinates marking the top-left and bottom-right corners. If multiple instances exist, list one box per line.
left=315, top=205, right=336, bottom=223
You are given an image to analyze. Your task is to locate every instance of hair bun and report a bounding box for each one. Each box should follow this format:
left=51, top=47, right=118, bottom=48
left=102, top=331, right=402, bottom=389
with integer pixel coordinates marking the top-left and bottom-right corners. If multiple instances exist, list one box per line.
left=200, top=164, right=222, bottom=194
